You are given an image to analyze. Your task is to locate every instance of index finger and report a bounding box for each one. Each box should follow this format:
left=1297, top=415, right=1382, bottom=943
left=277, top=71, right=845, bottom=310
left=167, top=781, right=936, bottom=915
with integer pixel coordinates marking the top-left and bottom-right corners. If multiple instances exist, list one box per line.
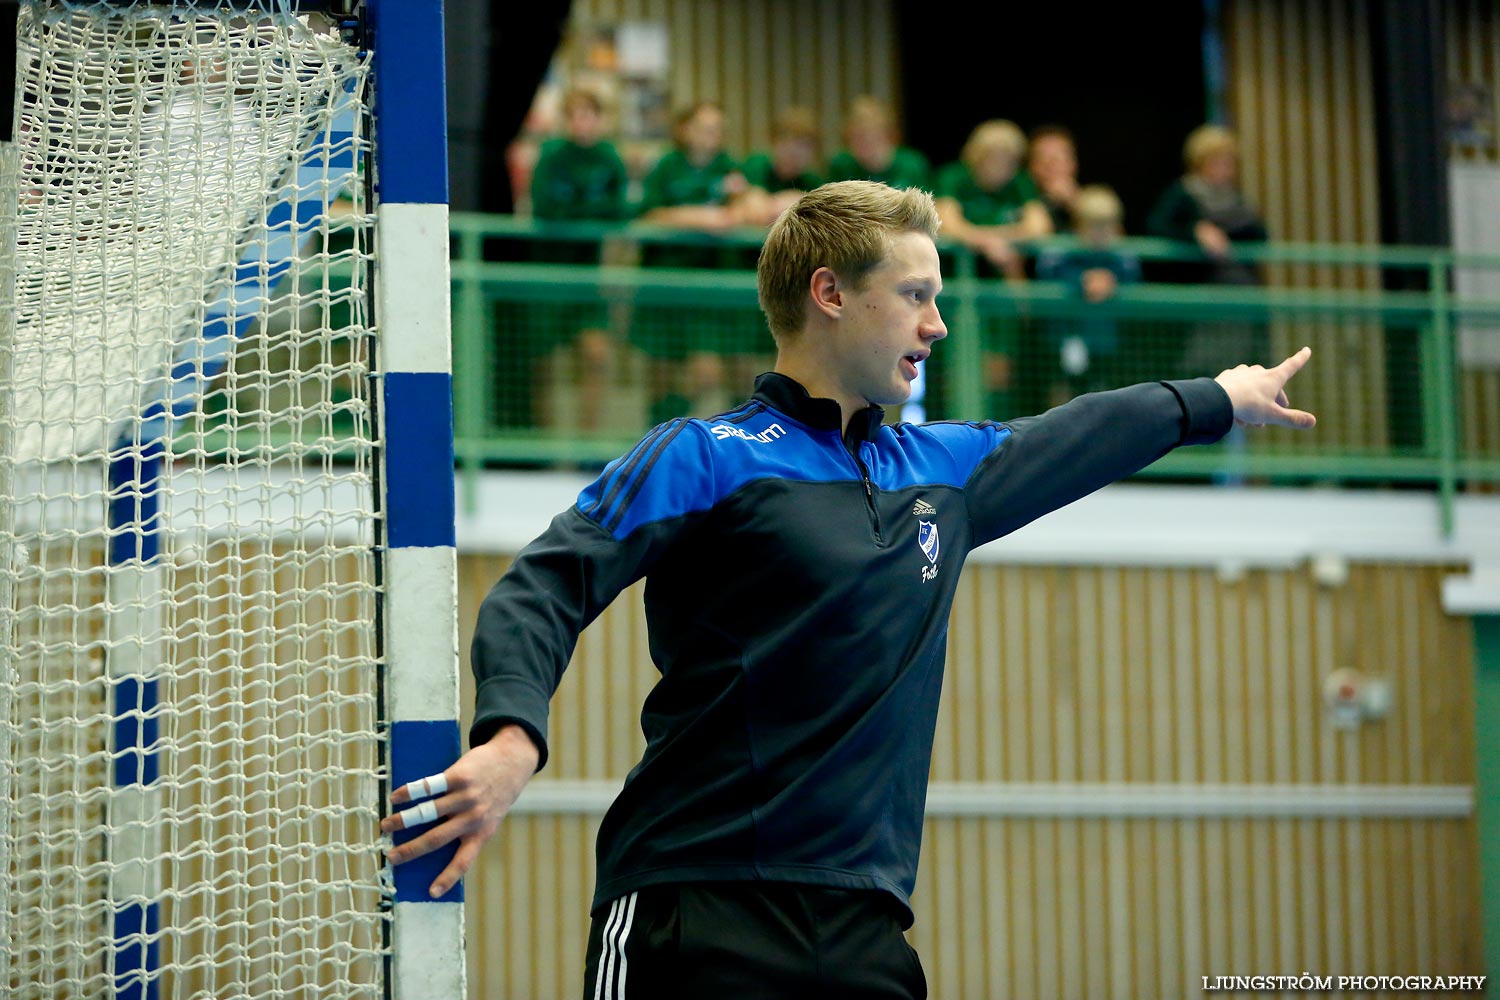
left=1275, top=345, right=1313, bottom=381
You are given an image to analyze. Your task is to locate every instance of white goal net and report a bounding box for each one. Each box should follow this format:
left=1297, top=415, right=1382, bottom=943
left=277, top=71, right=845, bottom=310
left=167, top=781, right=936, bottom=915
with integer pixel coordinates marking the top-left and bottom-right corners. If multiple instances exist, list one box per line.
left=1, top=2, right=387, bottom=997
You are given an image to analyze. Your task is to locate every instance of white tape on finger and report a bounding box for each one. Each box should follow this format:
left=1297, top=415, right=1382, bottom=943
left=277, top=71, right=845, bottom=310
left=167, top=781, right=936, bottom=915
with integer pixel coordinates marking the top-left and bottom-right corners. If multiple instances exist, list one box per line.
left=399, top=800, right=440, bottom=830
left=402, top=774, right=449, bottom=801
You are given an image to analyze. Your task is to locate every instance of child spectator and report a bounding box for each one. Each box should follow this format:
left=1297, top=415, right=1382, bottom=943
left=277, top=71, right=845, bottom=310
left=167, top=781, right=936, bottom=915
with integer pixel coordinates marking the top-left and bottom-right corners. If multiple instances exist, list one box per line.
left=741, top=105, right=824, bottom=219
left=635, top=101, right=766, bottom=421
left=1028, top=124, right=1080, bottom=235
left=827, top=96, right=930, bottom=191
left=742, top=106, right=823, bottom=193
left=521, top=86, right=629, bottom=435
left=638, top=101, right=749, bottom=237
left=1036, top=185, right=1141, bottom=404
left=531, top=86, right=629, bottom=225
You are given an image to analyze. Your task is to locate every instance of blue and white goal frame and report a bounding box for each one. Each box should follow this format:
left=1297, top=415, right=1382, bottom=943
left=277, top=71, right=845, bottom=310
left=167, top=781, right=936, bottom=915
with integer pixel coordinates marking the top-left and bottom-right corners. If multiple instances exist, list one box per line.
left=365, top=1, right=466, bottom=997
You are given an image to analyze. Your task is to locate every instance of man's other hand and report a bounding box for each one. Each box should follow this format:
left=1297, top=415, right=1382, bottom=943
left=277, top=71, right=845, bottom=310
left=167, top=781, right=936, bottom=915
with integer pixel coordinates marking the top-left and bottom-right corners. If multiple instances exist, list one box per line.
left=380, top=723, right=540, bottom=898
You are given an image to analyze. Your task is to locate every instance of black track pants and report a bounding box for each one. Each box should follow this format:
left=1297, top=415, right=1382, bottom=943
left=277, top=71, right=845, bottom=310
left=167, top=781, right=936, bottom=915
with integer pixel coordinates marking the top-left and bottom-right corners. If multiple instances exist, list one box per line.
left=583, top=882, right=927, bottom=999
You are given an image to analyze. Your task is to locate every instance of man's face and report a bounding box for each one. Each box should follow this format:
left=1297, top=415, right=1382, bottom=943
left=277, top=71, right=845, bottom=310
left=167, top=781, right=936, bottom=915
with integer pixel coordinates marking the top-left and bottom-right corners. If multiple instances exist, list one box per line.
left=1028, top=135, right=1077, bottom=186
left=828, top=231, right=948, bottom=408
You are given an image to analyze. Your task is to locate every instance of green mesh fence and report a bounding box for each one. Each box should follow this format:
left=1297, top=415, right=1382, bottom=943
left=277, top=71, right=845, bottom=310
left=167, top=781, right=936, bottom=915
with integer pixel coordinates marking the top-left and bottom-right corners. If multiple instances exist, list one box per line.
left=177, top=211, right=1500, bottom=529
left=451, top=216, right=1500, bottom=519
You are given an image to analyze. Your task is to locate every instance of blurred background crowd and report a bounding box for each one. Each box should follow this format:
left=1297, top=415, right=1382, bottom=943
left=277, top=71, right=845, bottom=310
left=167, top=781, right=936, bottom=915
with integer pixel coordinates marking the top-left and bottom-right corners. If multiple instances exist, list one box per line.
left=429, top=0, right=1499, bottom=474
left=503, top=87, right=1271, bottom=426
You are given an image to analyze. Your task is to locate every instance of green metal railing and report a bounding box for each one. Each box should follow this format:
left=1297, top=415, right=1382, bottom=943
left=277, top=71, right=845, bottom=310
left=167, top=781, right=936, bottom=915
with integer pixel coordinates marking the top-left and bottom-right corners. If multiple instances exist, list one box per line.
left=449, top=214, right=1500, bottom=530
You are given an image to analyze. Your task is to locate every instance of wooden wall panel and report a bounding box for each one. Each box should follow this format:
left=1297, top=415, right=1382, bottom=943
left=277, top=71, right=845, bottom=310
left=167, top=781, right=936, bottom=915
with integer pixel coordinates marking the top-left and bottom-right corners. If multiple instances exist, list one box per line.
left=458, top=557, right=1481, bottom=998
left=1448, top=1, right=1500, bottom=468
left=1223, top=0, right=1382, bottom=249
left=569, top=0, right=901, bottom=160
left=1222, top=0, right=1390, bottom=454
left=1464, top=369, right=1500, bottom=466
left=1223, top=0, right=1500, bottom=467
left=906, top=815, right=1480, bottom=1000
left=925, top=564, right=1475, bottom=788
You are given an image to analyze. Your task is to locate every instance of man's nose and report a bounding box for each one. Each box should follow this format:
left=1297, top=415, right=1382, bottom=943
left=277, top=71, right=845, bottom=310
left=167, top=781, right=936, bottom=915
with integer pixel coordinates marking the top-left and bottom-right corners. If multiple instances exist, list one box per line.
left=924, top=306, right=948, bottom=341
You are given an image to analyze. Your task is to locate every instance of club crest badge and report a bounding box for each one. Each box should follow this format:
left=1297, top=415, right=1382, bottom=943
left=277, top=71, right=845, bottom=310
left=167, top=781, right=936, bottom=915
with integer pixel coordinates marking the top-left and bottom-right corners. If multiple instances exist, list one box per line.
left=917, top=520, right=940, bottom=565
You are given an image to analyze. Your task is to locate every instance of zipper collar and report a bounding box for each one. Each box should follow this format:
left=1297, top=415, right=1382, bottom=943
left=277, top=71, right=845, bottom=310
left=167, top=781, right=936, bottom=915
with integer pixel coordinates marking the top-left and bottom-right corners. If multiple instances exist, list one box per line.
left=751, top=372, right=885, bottom=449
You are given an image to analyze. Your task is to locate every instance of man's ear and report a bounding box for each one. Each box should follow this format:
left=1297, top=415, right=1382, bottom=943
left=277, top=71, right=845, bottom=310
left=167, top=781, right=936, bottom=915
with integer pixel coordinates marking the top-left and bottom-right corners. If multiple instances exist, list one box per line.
left=809, top=266, right=842, bottom=321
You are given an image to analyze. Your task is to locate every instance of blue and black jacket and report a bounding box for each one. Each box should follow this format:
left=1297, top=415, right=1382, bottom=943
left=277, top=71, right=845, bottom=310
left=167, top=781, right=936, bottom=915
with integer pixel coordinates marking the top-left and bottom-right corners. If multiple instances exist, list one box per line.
left=470, top=372, right=1233, bottom=924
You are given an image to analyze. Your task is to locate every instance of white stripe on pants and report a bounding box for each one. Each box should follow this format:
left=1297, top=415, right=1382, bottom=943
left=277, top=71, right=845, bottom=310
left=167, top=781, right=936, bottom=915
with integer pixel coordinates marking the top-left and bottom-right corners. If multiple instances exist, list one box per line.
left=592, top=891, right=639, bottom=1000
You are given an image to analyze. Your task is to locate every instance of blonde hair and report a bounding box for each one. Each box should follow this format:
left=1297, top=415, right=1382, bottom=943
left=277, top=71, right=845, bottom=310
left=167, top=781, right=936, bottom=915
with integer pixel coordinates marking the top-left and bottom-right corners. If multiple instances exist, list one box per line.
left=1183, top=124, right=1238, bottom=172
left=962, top=119, right=1027, bottom=172
left=758, top=180, right=941, bottom=340
left=1072, top=185, right=1124, bottom=226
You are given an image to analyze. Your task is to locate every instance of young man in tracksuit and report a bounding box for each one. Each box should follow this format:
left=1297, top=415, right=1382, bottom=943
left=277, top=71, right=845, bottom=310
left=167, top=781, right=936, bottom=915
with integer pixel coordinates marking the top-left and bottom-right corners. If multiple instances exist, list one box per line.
left=382, top=181, right=1317, bottom=998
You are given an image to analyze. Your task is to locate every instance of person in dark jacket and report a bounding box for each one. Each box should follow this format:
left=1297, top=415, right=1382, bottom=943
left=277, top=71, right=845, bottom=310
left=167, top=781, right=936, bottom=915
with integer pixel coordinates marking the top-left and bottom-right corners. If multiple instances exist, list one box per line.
left=1147, top=124, right=1271, bottom=378
left=382, top=181, right=1316, bottom=999
left=1146, top=123, right=1268, bottom=286
left=1028, top=124, right=1081, bottom=235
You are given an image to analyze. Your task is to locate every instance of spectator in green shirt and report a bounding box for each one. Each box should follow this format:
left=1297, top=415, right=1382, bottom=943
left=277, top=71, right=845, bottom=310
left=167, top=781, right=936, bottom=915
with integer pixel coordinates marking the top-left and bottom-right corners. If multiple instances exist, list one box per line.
left=638, top=100, right=748, bottom=239
left=931, top=120, right=1054, bottom=420
left=934, top=119, right=1053, bottom=277
left=635, top=101, right=767, bottom=421
left=512, top=86, right=628, bottom=437
left=741, top=105, right=824, bottom=213
left=827, top=96, right=930, bottom=191
left=531, top=88, right=629, bottom=227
